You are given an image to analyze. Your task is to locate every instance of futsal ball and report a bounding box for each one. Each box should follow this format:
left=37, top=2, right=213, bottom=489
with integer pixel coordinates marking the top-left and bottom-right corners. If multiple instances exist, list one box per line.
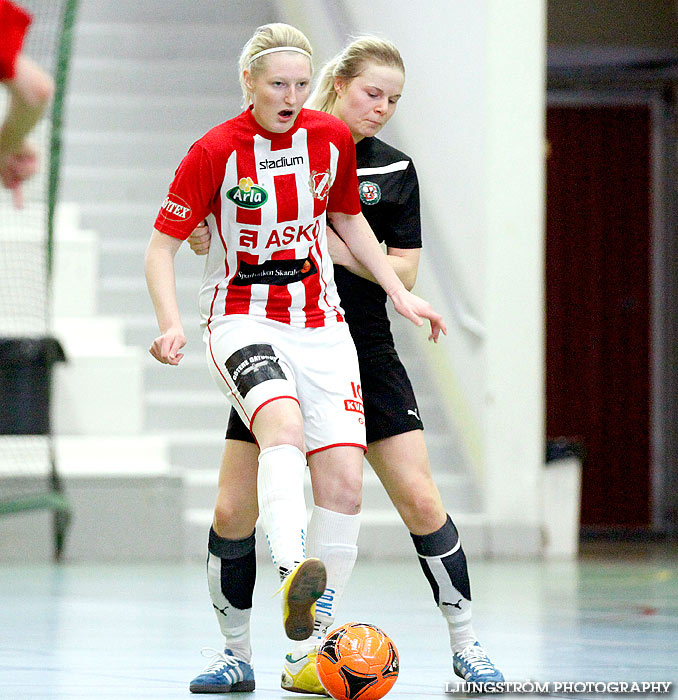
left=316, top=622, right=399, bottom=700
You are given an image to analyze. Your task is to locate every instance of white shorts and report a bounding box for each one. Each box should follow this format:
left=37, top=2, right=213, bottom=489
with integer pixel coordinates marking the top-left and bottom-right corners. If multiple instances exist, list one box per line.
left=205, top=316, right=366, bottom=455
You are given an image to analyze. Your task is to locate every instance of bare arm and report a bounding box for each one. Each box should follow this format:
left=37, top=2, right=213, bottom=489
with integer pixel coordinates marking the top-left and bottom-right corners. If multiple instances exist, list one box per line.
left=144, top=228, right=186, bottom=365
left=326, top=227, right=420, bottom=290
left=328, top=211, right=445, bottom=341
left=0, top=56, right=54, bottom=206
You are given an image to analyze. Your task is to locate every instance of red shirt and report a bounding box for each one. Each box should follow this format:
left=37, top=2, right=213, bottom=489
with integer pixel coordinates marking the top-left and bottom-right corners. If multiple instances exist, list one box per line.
left=0, top=0, right=31, bottom=80
left=155, top=107, right=361, bottom=329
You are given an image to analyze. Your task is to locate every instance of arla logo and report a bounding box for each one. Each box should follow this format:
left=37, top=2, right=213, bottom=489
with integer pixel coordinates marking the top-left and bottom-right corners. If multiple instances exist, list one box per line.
left=161, top=194, right=192, bottom=221
left=226, top=177, right=268, bottom=209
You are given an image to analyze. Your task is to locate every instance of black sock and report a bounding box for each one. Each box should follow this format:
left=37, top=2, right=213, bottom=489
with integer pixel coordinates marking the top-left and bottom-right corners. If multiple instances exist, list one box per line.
left=411, top=514, right=471, bottom=605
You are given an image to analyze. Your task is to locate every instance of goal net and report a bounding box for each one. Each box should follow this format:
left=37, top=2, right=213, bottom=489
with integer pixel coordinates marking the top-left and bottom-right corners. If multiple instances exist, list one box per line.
left=0, top=0, right=79, bottom=560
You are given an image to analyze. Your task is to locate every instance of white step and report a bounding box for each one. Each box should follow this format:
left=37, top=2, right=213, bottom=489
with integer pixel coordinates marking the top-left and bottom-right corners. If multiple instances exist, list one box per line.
left=182, top=466, right=477, bottom=514
left=183, top=508, right=489, bottom=560
left=145, top=390, right=226, bottom=431
left=76, top=0, right=272, bottom=24
left=98, top=237, right=206, bottom=279
left=142, top=381, right=455, bottom=434
left=98, top=275, right=201, bottom=316
left=53, top=345, right=144, bottom=435
left=61, top=164, right=171, bottom=204
left=63, top=93, right=234, bottom=133
left=55, top=201, right=83, bottom=234
left=55, top=434, right=170, bottom=471
left=125, top=313, right=204, bottom=349
left=77, top=202, right=161, bottom=241
left=62, top=130, right=195, bottom=170
left=54, top=316, right=127, bottom=355
left=51, top=227, right=99, bottom=318
left=152, top=428, right=227, bottom=470
left=73, top=22, right=248, bottom=61
left=69, top=57, right=233, bottom=95
left=144, top=354, right=212, bottom=392
left=0, top=434, right=180, bottom=562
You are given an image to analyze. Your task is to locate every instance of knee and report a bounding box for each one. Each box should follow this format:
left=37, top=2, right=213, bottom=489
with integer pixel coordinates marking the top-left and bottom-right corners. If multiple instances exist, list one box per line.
left=270, top=420, right=304, bottom=452
left=213, top=491, right=257, bottom=538
left=318, top=469, right=362, bottom=514
left=398, top=486, right=446, bottom=534
left=340, top=469, right=363, bottom=506
left=213, top=499, right=233, bottom=533
left=254, top=410, right=304, bottom=452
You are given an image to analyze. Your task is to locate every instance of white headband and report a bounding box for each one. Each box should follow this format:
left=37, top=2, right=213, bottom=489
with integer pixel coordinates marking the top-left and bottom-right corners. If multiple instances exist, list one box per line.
left=249, top=46, right=311, bottom=64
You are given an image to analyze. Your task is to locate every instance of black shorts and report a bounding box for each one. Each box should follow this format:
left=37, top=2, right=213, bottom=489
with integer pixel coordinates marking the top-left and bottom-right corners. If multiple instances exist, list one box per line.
left=225, top=347, right=423, bottom=445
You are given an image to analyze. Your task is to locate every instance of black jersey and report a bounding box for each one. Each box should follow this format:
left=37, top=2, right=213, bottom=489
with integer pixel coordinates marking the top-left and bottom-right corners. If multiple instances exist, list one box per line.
left=334, top=136, right=422, bottom=356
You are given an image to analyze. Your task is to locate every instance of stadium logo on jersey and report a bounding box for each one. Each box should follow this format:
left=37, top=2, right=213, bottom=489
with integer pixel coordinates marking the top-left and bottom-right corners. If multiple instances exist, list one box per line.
left=231, top=257, right=317, bottom=286
left=160, top=193, right=192, bottom=221
left=309, top=169, right=331, bottom=200
left=259, top=155, right=304, bottom=170
left=358, top=180, right=381, bottom=205
left=226, top=177, right=268, bottom=209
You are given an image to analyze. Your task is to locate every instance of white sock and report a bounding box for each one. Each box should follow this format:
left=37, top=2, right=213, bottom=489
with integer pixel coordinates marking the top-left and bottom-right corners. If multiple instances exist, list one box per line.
left=257, top=444, right=307, bottom=580
left=442, top=600, right=476, bottom=652
left=292, top=505, right=360, bottom=656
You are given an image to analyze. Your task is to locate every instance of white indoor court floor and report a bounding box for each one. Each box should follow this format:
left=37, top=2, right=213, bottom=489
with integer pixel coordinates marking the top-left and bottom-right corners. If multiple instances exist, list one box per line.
left=1, top=542, right=676, bottom=699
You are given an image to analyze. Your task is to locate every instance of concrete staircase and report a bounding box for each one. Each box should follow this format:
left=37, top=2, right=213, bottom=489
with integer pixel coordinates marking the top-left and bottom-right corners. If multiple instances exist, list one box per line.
left=52, top=0, right=486, bottom=560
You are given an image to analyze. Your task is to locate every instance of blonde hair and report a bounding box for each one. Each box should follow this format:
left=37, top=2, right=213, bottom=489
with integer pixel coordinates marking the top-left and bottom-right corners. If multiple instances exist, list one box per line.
left=238, top=23, right=313, bottom=107
left=309, top=36, right=404, bottom=114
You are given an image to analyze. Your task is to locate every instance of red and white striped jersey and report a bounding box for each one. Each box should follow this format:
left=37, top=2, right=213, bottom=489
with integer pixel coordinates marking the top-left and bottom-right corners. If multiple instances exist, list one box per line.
left=154, top=107, right=361, bottom=329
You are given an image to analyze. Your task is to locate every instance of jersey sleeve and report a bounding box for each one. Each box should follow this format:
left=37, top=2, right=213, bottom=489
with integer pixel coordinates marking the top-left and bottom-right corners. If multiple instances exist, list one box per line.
left=384, top=160, right=422, bottom=250
left=326, top=125, right=361, bottom=216
left=154, top=142, right=219, bottom=240
left=0, top=1, right=32, bottom=81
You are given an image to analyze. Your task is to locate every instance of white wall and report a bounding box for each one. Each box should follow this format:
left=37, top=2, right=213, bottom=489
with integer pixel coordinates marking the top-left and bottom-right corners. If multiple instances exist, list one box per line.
left=277, top=0, right=547, bottom=554
left=481, top=2, right=546, bottom=553
left=349, top=1, right=546, bottom=555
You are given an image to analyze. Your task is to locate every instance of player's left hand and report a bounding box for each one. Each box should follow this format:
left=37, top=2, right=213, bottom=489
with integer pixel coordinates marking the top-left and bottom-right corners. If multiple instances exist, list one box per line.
left=187, top=221, right=210, bottom=255
left=388, top=287, right=447, bottom=342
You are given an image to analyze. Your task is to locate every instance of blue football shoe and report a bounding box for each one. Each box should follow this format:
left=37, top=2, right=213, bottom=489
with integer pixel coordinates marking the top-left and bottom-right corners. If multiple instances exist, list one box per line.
left=189, top=649, right=255, bottom=694
left=453, top=642, right=504, bottom=684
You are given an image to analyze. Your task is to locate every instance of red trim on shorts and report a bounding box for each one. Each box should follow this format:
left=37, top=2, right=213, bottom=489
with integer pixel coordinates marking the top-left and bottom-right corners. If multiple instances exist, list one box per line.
left=306, top=442, right=367, bottom=457
left=206, top=325, right=248, bottom=418
left=249, top=395, right=300, bottom=430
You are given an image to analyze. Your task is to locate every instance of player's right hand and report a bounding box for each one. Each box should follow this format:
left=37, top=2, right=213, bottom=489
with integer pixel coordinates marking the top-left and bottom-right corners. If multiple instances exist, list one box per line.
left=149, top=328, right=186, bottom=365
left=0, top=141, right=39, bottom=209
left=188, top=220, right=210, bottom=255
